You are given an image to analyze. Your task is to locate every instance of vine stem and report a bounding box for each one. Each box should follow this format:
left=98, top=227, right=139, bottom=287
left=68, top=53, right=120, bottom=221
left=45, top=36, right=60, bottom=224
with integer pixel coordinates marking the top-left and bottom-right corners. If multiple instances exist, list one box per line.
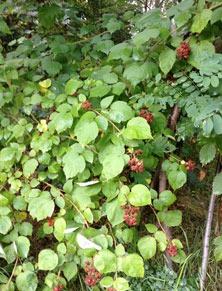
left=200, top=157, right=221, bottom=291
left=210, top=2, right=222, bottom=10
left=41, top=181, right=89, bottom=228
left=6, top=256, right=18, bottom=290
left=91, top=109, right=121, bottom=133
left=59, top=135, right=99, bottom=155
left=149, top=205, right=170, bottom=241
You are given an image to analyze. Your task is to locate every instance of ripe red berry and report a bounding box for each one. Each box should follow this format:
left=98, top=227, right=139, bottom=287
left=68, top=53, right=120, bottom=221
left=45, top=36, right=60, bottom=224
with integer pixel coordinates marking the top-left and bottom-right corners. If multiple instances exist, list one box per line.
left=82, top=100, right=92, bottom=110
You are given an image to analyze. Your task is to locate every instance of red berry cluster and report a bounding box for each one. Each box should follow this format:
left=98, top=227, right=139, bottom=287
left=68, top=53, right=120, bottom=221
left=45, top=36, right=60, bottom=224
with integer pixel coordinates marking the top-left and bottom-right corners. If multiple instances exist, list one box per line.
left=85, top=261, right=102, bottom=287
left=108, top=288, right=117, bottom=291
left=134, top=150, right=143, bottom=155
left=139, top=106, right=153, bottom=124
left=73, top=92, right=78, bottom=97
left=177, top=42, right=191, bottom=59
left=185, top=160, right=195, bottom=171
left=128, top=158, right=144, bottom=172
left=52, top=284, right=63, bottom=291
left=82, top=100, right=92, bottom=110
left=166, top=245, right=177, bottom=257
left=121, top=204, right=139, bottom=226
left=46, top=216, right=54, bottom=227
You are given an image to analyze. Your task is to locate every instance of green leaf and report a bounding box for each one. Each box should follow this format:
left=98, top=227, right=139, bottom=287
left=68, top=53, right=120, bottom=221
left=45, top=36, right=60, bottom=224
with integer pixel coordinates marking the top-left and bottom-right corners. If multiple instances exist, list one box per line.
left=103, top=72, right=118, bottom=84
left=38, top=5, right=59, bottom=29
left=0, top=194, right=8, bottom=206
left=0, top=216, right=12, bottom=235
left=62, top=262, right=78, bottom=280
left=100, top=276, right=114, bottom=288
left=106, top=198, right=124, bottom=226
left=23, top=159, right=38, bottom=178
left=155, top=231, right=167, bottom=244
left=121, top=254, right=144, bottom=277
left=159, top=190, right=176, bottom=206
left=145, top=224, right=157, bottom=233
left=123, top=117, right=152, bottom=140
left=65, top=79, right=83, bottom=95
left=49, top=111, right=73, bottom=133
left=122, top=229, right=133, bottom=243
left=168, top=171, right=187, bottom=191
left=100, top=96, right=114, bottom=109
left=102, top=154, right=124, bottom=181
left=63, top=147, right=85, bottom=179
left=138, top=236, right=156, bottom=259
left=128, top=184, right=151, bottom=206
left=133, top=28, right=159, bottom=47
left=41, top=56, right=62, bottom=77
left=106, top=19, right=122, bottom=33
left=16, top=271, right=38, bottom=291
left=0, top=20, right=11, bottom=34
left=123, top=62, right=151, bottom=86
left=113, top=277, right=130, bottom=291
left=188, top=40, right=215, bottom=69
left=175, top=11, right=191, bottom=28
left=164, top=210, right=182, bottom=227
left=28, top=196, right=54, bottom=221
left=38, top=249, right=58, bottom=271
left=203, top=118, right=213, bottom=136
left=109, top=101, right=134, bottom=123
left=159, top=47, right=176, bottom=75
left=96, top=40, right=114, bottom=55
left=75, top=112, right=99, bottom=146
left=200, top=144, right=216, bottom=165
left=115, top=244, right=125, bottom=257
left=54, top=218, right=66, bottom=233
left=109, top=43, right=132, bottom=61
left=18, top=222, right=33, bottom=236
left=213, top=114, right=222, bottom=135
left=16, top=236, right=30, bottom=258
left=90, top=84, right=111, bottom=98
left=211, top=7, right=222, bottom=25
left=213, top=173, right=222, bottom=195
left=214, top=245, right=222, bottom=261
left=211, top=75, right=219, bottom=88
left=94, top=250, right=117, bottom=273
left=191, top=9, right=212, bottom=33
left=112, top=82, right=126, bottom=96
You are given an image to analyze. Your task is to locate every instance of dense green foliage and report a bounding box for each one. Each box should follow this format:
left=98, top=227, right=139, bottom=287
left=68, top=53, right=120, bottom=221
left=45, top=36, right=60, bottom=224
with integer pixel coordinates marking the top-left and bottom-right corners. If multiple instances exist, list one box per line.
left=0, top=0, right=222, bottom=290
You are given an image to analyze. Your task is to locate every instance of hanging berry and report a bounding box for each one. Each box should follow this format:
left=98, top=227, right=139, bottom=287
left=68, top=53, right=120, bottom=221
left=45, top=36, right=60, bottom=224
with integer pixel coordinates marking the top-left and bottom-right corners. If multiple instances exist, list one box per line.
left=46, top=216, right=54, bottom=227
left=82, top=100, right=92, bottom=110
left=176, top=41, right=191, bottom=59
left=184, top=159, right=195, bottom=171
left=84, top=261, right=102, bottom=287
left=128, top=158, right=144, bottom=172
left=139, top=107, right=154, bottom=124
left=121, top=204, right=140, bottom=226
left=166, top=245, right=177, bottom=257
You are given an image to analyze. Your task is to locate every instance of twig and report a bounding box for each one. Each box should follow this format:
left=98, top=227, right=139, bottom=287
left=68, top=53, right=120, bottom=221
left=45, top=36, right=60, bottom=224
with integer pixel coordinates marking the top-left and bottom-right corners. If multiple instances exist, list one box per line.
left=169, top=105, right=179, bottom=131
left=6, top=256, right=18, bottom=290
left=41, top=180, right=89, bottom=227
left=210, top=2, right=222, bottom=10
left=159, top=166, right=174, bottom=269
left=200, top=157, right=221, bottom=291
left=59, top=135, right=99, bottom=154
left=91, top=109, right=121, bottom=133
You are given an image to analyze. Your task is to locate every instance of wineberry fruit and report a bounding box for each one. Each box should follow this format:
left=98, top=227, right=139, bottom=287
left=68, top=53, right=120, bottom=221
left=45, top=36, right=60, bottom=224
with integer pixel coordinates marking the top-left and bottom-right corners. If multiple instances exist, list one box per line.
left=84, top=261, right=102, bottom=287
left=82, top=100, right=92, bottom=110
left=176, top=42, right=191, bottom=59
left=166, top=245, right=177, bottom=257
left=122, top=204, right=140, bottom=226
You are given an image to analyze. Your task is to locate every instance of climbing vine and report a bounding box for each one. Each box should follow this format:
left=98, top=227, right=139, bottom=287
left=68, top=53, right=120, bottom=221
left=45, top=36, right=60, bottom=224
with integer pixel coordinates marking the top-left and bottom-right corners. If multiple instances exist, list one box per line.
left=0, top=0, right=222, bottom=290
